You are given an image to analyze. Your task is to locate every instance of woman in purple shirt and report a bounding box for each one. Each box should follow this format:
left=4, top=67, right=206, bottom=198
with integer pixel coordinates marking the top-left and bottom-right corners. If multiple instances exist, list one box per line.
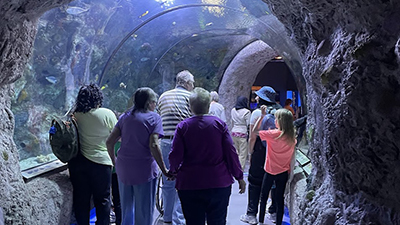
left=106, top=87, right=169, bottom=225
left=169, top=87, right=246, bottom=225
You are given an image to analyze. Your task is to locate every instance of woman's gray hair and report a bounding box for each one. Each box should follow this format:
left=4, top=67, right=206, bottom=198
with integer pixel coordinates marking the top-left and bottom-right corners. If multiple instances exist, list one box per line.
left=210, top=91, right=219, bottom=102
left=189, top=87, right=211, bottom=115
left=176, top=70, right=194, bottom=87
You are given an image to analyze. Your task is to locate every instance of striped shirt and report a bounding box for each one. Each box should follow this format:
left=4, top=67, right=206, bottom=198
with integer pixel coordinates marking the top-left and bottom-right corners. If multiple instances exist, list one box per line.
left=157, top=87, right=192, bottom=136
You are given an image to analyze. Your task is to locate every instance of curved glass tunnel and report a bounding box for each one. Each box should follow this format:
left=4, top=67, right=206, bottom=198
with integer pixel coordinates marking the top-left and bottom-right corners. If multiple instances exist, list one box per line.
left=11, top=0, right=304, bottom=171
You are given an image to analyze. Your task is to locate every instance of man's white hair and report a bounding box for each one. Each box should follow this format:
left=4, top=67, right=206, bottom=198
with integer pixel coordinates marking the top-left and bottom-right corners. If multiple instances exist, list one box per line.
left=176, top=70, right=194, bottom=87
left=210, top=91, right=219, bottom=102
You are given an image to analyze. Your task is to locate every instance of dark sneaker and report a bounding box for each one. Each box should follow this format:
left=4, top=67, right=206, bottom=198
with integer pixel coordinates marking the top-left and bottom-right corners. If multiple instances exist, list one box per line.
left=268, top=205, right=276, bottom=214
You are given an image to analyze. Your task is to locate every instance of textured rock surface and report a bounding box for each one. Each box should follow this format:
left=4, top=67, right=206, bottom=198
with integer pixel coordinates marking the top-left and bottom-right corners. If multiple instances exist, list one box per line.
left=286, top=167, right=307, bottom=225
left=263, top=0, right=400, bottom=224
left=0, top=1, right=73, bottom=224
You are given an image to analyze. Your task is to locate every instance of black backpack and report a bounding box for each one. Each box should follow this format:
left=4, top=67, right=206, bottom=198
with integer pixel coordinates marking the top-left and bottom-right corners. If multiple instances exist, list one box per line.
left=48, top=114, right=80, bottom=163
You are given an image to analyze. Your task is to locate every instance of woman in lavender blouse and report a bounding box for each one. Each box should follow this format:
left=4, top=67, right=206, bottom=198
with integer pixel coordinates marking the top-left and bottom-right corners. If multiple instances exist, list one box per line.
left=168, top=87, right=246, bottom=225
left=106, top=87, right=169, bottom=225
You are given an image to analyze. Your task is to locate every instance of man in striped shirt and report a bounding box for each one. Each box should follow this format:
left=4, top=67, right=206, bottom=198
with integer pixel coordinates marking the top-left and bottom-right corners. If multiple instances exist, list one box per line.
left=157, top=70, right=194, bottom=224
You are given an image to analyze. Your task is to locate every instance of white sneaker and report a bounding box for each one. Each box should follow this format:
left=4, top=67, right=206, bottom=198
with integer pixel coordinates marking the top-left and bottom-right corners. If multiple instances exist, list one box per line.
left=240, top=214, right=258, bottom=225
left=268, top=213, right=277, bottom=223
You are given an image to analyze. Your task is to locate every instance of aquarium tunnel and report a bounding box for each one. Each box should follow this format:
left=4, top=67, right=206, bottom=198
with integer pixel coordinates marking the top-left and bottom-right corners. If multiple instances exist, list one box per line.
left=12, top=0, right=304, bottom=172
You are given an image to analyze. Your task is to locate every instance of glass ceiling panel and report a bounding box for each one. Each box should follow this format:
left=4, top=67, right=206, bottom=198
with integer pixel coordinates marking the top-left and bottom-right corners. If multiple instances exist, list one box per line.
left=101, top=4, right=262, bottom=111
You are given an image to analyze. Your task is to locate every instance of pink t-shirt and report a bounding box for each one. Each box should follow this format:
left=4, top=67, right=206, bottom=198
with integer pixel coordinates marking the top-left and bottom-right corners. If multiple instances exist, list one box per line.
left=259, top=129, right=296, bottom=175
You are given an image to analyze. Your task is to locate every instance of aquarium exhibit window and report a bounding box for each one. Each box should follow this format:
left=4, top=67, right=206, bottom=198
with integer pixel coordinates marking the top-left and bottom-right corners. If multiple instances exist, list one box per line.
left=12, top=0, right=302, bottom=172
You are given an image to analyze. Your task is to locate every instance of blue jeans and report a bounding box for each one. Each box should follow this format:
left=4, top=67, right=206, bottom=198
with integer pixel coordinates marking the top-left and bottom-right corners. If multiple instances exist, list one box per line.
left=118, top=178, right=157, bottom=225
left=161, top=138, right=185, bottom=224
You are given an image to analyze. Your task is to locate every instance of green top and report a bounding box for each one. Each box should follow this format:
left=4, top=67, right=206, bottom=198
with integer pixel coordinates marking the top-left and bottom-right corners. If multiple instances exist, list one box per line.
left=112, top=141, right=121, bottom=173
left=75, top=108, right=117, bottom=166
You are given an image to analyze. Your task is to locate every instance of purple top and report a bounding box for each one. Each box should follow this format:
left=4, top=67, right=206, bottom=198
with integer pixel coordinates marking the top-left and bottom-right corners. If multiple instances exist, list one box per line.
left=169, top=115, right=243, bottom=190
left=115, top=111, right=163, bottom=185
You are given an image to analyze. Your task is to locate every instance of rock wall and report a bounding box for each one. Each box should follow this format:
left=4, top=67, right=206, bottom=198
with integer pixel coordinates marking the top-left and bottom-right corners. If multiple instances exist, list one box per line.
left=0, top=1, right=73, bottom=224
left=263, top=0, right=400, bottom=224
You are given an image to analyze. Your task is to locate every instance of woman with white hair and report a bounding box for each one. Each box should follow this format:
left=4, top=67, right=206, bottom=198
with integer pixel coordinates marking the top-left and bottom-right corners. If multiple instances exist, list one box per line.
left=208, top=91, right=226, bottom=121
left=168, top=87, right=246, bottom=225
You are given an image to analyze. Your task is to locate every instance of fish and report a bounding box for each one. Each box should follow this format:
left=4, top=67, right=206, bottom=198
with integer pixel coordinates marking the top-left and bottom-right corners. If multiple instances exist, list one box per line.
left=101, top=84, right=108, bottom=90
left=66, top=6, right=89, bottom=15
left=205, top=22, right=213, bottom=27
left=27, top=63, right=33, bottom=70
left=45, top=76, right=58, bottom=84
left=140, top=57, right=150, bottom=62
left=140, top=42, right=152, bottom=51
left=17, top=89, right=28, bottom=103
left=127, top=61, right=133, bottom=65
left=139, top=10, right=149, bottom=18
left=119, top=82, right=127, bottom=89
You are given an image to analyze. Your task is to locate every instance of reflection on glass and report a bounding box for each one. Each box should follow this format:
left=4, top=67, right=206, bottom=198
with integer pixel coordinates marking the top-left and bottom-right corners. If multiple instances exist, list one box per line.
left=155, top=0, right=175, bottom=8
left=202, top=0, right=227, bottom=17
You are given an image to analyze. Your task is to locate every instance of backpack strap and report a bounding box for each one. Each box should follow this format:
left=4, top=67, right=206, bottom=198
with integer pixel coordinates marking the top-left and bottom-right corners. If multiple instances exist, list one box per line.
left=69, top=114, right=81, bottom=151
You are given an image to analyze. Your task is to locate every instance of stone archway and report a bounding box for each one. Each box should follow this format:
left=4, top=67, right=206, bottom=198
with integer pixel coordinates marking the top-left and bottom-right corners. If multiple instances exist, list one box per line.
left=219, top=39, right=308, bottom=225
left=219, top=40, right=277, bottom=127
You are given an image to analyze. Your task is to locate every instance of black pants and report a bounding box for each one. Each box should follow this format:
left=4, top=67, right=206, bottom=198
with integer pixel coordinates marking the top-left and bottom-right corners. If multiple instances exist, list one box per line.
left=178, top=186, right=231, bottom=225
left=111, top=173, right=121, bottom=225
left=247, top=175, right=277, bottom=216
left=68, top=153, right=112, bottom=225
left=259, top=171, right=288, bottom=225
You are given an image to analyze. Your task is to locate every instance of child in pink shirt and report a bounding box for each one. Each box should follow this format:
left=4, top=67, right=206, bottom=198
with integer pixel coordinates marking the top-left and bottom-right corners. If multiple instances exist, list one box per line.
left=254, top=107, right=296, bottom=225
